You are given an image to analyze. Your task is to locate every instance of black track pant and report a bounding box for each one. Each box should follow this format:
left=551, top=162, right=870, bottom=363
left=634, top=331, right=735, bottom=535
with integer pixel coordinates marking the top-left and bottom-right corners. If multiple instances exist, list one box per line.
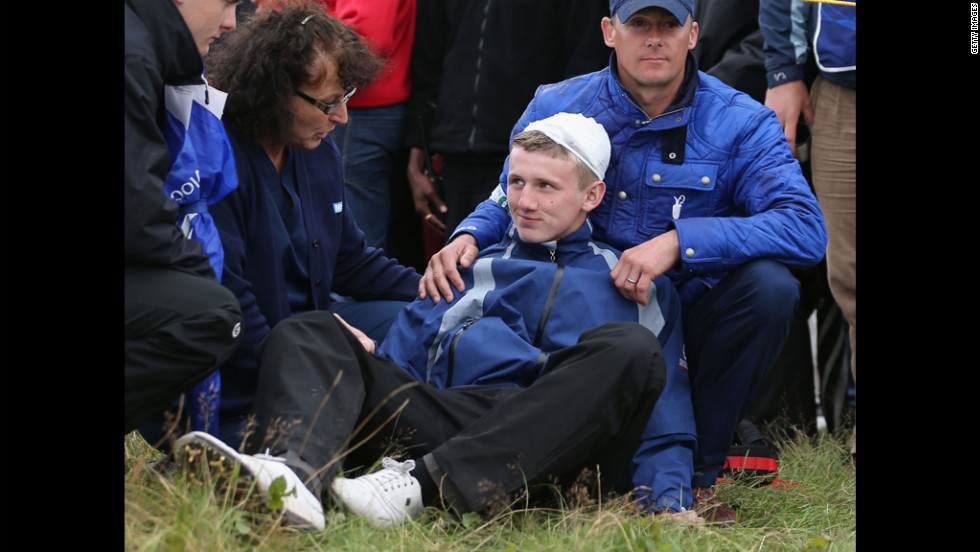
left=247, top=310, right=665, bottom=514
left=125, top=267, right=242, bottom=435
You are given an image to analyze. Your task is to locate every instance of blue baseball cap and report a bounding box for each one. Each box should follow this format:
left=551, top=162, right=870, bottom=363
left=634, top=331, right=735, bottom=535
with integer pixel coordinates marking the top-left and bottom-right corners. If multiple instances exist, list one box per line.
left=609, top=0, right=694, bottom=24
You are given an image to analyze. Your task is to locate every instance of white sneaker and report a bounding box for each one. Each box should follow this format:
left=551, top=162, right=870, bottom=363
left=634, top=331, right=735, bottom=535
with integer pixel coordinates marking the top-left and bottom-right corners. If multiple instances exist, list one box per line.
left=174, top=431, right=325, bottom=531
left=331, top=457, right=424, bottom=528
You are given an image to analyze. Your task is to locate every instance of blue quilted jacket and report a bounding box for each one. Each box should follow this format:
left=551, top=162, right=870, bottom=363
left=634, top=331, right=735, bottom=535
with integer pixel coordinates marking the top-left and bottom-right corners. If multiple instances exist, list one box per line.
left=379, top=220, right=697, bottom=512
left=454, top=53, right=827, bottom=310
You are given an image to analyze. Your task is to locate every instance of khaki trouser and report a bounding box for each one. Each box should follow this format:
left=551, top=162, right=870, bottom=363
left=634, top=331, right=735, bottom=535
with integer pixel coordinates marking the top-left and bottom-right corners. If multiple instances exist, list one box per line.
left=810, top=75, right=856, bottom=456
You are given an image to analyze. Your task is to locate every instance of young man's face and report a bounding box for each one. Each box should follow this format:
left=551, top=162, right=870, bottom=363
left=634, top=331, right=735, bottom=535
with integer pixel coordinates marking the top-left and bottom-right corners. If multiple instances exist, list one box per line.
left=175, top=0, right=240, bottom=57
left=506, top=147, right=603, bottom=244
left=601, top=7, right=698, bottom=96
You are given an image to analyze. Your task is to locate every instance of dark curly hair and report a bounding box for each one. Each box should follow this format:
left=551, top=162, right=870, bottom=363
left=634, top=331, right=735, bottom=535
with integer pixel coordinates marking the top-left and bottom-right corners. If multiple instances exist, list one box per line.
left=205, top=1, right=383, bottom=143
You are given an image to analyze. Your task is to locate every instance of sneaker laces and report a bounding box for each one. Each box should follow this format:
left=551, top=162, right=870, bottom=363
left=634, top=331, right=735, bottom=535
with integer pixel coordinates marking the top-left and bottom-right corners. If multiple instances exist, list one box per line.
left=370, top=458, right=416, bottom=490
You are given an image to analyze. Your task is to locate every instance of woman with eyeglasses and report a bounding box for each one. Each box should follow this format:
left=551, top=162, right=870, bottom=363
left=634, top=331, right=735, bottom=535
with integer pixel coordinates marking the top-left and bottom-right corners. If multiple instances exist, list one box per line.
left=185, top=1, right=422, bottom=448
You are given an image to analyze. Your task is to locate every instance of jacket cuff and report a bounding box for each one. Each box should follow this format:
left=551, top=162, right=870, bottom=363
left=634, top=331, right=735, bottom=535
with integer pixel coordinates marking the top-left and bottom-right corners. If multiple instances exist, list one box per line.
left=766, top=64, right=806, bottom=89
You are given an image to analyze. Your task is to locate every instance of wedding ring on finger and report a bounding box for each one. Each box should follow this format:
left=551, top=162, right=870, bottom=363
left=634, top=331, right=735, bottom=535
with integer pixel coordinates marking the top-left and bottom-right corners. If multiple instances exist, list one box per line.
left=425, top=213, right=433, bottom=222
left=626, top=278, right=638, bottom=284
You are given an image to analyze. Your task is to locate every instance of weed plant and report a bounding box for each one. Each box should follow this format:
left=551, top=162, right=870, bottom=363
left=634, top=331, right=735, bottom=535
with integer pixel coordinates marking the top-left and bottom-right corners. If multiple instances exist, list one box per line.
left=124, top=427, right=855, bottom=551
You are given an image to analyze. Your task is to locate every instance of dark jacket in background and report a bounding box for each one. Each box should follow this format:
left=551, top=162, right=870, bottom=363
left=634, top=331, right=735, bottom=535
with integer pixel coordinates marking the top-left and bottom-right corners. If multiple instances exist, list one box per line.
left=124, top=0, right=214, bottom=278
left=692, top=0, right=767, bottom=103
left=404, top=0, right=611, bottom=155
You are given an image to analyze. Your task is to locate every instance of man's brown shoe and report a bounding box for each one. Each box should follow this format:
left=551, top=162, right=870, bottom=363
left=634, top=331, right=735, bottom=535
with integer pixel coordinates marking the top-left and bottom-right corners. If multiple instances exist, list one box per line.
left=693, top=486, right=737, bottom=525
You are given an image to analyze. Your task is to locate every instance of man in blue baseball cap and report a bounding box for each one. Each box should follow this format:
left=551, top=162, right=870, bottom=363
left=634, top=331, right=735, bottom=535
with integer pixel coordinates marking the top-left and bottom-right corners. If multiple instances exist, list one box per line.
left=420, top=0, right=828, bottom=525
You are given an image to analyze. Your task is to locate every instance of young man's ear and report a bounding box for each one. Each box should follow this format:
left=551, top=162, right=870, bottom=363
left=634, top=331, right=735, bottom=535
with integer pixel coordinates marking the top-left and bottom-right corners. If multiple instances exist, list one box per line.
left=582, top=181, right=606, bottom=212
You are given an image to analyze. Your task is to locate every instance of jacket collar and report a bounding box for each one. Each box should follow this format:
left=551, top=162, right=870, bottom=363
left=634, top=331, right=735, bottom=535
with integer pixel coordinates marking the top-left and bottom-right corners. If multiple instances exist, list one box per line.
left=504, top=219, right=598, bottom=262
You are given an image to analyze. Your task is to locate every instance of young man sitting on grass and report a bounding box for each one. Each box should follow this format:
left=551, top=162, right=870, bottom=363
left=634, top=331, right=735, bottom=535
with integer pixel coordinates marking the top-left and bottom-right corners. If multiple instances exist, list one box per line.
left=378, top=112, right=698, bottom=519
left=174, top=113, right=696, bottom=531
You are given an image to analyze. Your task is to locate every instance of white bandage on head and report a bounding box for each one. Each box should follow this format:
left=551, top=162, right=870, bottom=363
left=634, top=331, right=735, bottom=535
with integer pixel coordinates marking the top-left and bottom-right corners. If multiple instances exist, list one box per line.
left=524, top=112, right=611, bottom=181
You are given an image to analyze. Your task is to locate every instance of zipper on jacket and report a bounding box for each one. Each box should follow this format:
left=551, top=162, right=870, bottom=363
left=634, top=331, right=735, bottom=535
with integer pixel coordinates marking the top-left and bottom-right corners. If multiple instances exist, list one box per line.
left=625, top=93, right=653, bottom=125
left=527, top=264, right=565, bottom=385
left=622, top=89, right=684, bottom=126
left=201, top=70, right=210, bottom=105
left=534, top=264, right=564, bottom=348
left=446, top=318, right=478, bottom=387
left=549, top=248, right=556, bottom=263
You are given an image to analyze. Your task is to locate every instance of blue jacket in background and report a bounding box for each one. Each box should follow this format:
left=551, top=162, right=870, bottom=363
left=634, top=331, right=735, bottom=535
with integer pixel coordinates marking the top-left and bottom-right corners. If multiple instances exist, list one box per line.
left=759, top=0, right=856, bottom=89
left=380, top=220, right=697, bottom=512
left=453, top=52, right=827, bottom=312
left=211, top=130, right=421, bottom=421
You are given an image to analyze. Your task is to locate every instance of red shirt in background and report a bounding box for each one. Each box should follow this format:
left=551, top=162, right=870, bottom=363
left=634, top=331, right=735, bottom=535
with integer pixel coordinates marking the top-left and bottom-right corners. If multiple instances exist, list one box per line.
left=320, top=0, right=416, bottom=108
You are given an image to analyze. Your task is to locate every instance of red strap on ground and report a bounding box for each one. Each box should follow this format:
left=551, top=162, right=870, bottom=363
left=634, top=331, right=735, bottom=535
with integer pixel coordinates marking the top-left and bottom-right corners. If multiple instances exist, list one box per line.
left=723, top=456, right=779, bottom=472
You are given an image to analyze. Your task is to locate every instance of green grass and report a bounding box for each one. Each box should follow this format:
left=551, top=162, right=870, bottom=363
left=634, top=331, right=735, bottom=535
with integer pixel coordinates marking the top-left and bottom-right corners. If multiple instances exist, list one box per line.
left=124, top=428, right=855, bottom=551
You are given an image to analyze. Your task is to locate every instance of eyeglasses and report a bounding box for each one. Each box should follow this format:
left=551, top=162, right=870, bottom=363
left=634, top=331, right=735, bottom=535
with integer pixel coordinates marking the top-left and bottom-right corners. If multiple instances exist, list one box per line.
left=295, top=86, right=357, bottom=115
